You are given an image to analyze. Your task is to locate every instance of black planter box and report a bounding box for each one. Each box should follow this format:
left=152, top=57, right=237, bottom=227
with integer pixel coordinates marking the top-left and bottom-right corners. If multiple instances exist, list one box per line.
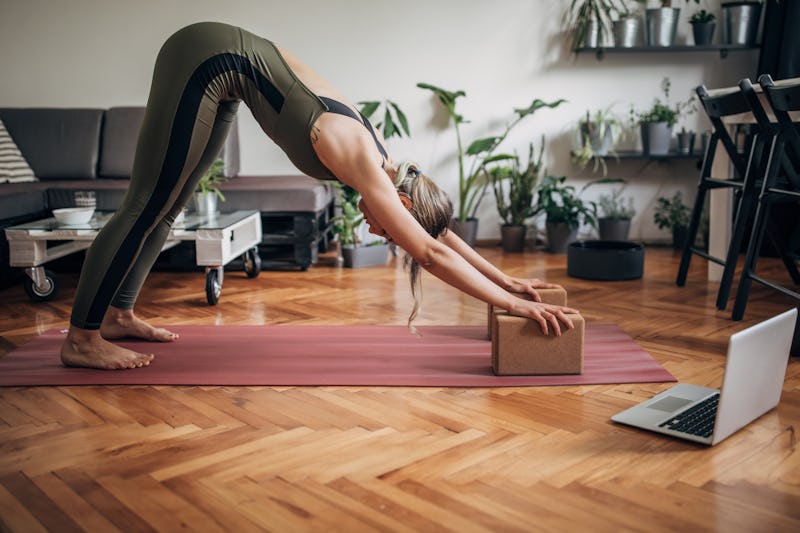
left=567, top=240, right=645, bottom=281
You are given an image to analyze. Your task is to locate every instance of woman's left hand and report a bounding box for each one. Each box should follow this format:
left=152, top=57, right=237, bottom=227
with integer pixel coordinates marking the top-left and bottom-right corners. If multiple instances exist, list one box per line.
left=503, top=277, right=563, bottom=303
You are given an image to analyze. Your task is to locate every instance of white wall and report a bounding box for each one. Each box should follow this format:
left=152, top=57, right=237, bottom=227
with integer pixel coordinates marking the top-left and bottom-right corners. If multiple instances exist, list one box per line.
left=0, top=0, right=759, bottom=242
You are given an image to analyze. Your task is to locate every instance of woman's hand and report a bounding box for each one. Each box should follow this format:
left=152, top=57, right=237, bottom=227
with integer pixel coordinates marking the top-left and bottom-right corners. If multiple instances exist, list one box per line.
left=507, top=297, right=580, bottom=337
left=503, top=276, right=564, bottom=302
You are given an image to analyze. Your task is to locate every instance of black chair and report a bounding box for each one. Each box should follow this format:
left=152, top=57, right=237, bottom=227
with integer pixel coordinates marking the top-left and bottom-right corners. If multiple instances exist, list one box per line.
left=676, top=80, right=772, bottom=311
left=731, top=74, right=800, bottom=321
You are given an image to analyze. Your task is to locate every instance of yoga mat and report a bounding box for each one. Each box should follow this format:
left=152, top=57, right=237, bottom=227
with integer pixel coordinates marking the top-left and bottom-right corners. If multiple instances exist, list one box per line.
left=0, top=324, right=676, bottom=387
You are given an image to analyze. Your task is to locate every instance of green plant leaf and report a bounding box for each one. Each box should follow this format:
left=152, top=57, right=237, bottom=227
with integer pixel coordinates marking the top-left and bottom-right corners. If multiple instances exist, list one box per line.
left=357, top=101, right=380, bottom=119
left=466, top=137, right=501, bottom=155
left=514, top=98, right=568, bottom=118
left=389, top=101, right=411, bottom=137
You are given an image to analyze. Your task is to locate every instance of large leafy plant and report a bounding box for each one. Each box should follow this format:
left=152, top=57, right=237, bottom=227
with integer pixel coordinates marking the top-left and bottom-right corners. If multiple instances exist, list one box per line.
left=417, top=82, right=565, bottom=222
left=490, top=140, right=545, bottom=226
left=537, top=175, right=597, bottom=230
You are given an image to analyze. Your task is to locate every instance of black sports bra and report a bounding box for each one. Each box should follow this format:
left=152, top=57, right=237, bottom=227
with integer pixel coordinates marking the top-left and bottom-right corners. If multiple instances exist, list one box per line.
left=319, top=96, right=389, bottom=162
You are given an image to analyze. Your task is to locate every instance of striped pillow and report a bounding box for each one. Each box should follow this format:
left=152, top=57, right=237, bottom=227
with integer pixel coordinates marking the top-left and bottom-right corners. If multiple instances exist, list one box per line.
left=0, top=118, right=37, bottom=184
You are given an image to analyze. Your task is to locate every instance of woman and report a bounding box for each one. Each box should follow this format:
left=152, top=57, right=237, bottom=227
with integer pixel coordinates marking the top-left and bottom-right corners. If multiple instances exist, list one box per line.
left=60, top=22, right=578, bottom=370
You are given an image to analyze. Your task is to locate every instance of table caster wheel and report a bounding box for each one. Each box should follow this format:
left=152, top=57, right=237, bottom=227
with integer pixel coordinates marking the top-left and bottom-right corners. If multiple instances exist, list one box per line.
left=24, top=269, right=58, bottom=302
left=205, top=268, right=222, bottom=305
left=243, top=247, right=261, bottom=278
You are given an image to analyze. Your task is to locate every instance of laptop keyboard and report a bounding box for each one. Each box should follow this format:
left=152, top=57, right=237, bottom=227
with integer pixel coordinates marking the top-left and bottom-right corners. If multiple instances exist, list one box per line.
left=658, top=393, right=720, bottom=438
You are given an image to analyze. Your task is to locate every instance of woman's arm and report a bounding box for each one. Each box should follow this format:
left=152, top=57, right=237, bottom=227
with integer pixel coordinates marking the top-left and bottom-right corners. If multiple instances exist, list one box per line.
left=313, top=116, right=577, bottom=334
left=439, top=229, right=563, bottom=302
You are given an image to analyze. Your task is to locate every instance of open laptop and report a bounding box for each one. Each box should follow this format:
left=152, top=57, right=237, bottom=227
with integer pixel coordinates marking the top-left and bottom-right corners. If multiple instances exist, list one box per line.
left=612, top=308, right=797, bottom=446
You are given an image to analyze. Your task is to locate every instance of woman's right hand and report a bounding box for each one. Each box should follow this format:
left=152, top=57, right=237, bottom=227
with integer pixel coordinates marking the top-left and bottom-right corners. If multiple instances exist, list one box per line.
left=507, top=298, right=580, bottom=337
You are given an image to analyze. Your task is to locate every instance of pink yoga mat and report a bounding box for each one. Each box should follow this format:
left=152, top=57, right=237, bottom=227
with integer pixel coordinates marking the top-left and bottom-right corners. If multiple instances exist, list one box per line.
left=0, top=324, right=675, bottom=387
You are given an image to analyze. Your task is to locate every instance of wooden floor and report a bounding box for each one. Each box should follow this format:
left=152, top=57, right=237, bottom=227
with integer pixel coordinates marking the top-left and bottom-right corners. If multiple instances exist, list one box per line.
left=0, top=245, right=798, bottom=532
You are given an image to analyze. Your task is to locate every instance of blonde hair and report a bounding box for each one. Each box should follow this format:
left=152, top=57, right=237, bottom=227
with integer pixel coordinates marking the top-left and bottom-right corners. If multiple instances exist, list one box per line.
left=394, top=161, right=453, bottom=333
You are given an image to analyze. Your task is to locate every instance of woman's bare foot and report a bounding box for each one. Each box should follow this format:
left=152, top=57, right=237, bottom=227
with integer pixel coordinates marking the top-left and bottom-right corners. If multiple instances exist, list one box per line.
left=61, top=327, right=154, bottom=370
left=100, top=307, right=179, bottom=342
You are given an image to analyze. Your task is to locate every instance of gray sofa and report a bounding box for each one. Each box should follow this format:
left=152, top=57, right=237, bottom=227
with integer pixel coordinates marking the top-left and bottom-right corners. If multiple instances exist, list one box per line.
left=0, top=106, right=335, bottom=287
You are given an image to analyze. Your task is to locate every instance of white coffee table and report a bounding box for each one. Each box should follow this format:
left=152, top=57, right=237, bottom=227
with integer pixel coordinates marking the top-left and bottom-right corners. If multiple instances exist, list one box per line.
left=5, top=210, right=262, bottom=305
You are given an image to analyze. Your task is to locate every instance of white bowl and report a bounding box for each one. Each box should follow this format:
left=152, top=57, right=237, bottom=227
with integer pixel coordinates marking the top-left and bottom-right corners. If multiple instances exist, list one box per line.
left=53, top=207, right=95, bottom=225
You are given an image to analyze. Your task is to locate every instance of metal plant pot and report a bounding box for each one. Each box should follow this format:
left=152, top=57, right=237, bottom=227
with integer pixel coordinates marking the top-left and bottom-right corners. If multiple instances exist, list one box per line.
left=722, top=1, right=762, bottom=46
left=641, top=122, right=673, bottom=156
left=341, top=243, right=390, bottom=268
left=193, top=192, right=218, bottom=217
left=613, top=17, right=640, bottom=47
left=583, top=18, right=600, bottom=48
left=677, top=131, right=696, bottom=154
left=645, top=7, right=680, bottom=47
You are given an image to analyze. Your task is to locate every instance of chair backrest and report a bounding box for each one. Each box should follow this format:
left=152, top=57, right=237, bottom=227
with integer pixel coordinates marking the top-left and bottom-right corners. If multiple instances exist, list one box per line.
left=697, top=84, right=760, bottom=179
left=759, top=74, right=800, bottom=187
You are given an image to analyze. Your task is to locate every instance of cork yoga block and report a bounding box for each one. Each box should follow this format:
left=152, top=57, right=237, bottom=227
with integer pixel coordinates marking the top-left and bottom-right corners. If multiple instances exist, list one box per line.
left=491, top=311, right=584, bottom=375
left=487, top=287, right=568, bottom=339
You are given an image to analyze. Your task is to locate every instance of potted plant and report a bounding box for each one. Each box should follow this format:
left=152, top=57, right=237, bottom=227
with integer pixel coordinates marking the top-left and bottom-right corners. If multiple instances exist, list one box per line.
left=489, top=140, right=545, bottom=253
left=537, top=175, right=597, bottom=253
left=572, top=106, right=625, bottom=175
left=597, top=187, right=636, bottom=241
left=417, top=82, right=565, bottom=246
left=687, top=0, right=716, bottom=45
left=653, top=190, right=691, bottom=249
left=194, top=158, right=228, bottom=217
left=332, top=183, right=391, bottom=268
left=563, top=0, right=631, bottom=50
left=631, top=77, right=695, bottom=155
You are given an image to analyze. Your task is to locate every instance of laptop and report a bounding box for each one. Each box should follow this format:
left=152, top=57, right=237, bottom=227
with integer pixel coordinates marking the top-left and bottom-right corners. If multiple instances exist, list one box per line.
left=612, top=308, right=797, bottom=446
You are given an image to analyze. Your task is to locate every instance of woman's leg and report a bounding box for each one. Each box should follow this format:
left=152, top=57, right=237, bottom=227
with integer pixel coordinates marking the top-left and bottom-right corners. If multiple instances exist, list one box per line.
left=100, top=102, right=239, bottom=343
left=62, top=26, right=239, bottom=369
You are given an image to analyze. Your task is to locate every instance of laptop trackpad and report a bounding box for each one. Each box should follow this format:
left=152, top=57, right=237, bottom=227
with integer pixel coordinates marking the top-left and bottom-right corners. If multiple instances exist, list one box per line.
left=648, top=396, right=693, bottom=412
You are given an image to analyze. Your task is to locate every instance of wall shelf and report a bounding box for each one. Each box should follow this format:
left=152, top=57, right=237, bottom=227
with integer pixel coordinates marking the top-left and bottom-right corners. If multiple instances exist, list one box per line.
left=576, top=44, right=760, bottom=60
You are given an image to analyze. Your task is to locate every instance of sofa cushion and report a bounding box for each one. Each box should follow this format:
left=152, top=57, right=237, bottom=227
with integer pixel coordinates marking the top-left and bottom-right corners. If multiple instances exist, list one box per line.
left=0, top=108, right=104, bottom=180
left=43, top=179, right=131, bottom=211
left=99, top=107, right=145, bottom=179
left=99, top=106, right=241, bottom=179
left=0, top=118, right=37, bottom=184
left=0, top=181, right=49, bottom=219
left=219, top=175, right=334, bottom=213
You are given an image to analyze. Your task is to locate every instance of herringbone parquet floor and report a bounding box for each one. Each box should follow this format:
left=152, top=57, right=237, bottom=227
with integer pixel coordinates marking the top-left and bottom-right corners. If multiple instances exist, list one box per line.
left=0, top=245, right=798, bottom=532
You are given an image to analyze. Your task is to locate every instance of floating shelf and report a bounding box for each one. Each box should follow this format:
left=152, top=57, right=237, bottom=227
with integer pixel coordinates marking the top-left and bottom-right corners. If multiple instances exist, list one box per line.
left=576, top=44, right=760, bottom=60
left=601, top=151, right=702, bottom=161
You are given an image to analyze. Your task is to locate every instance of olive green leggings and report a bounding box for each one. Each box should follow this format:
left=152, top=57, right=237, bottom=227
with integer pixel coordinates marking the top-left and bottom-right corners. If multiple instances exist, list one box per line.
left=70, top=21, right=330, bottom=329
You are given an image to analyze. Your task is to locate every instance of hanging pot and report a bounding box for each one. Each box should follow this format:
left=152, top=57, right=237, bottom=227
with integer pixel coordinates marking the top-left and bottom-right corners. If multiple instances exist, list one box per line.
left=645, top=8, right=680, bottom=47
